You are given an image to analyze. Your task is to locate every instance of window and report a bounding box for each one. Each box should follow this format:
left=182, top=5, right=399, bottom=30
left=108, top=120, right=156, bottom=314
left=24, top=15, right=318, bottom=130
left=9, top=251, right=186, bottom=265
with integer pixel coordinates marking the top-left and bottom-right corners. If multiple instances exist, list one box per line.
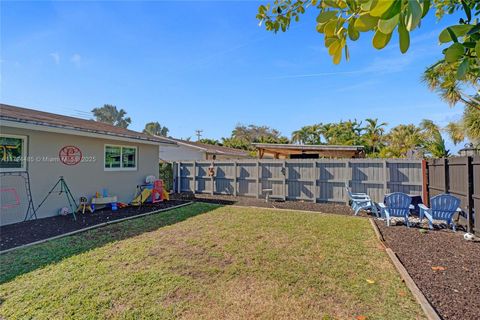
left=0, top=135, right=26, bottom=172
left=104, top=145, right=137, bottom=170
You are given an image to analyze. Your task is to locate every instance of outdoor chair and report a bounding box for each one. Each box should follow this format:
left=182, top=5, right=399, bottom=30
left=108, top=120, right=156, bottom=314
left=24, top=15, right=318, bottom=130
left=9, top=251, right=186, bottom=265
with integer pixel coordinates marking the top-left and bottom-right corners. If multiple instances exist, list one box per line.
left=418, top=194, right=461, bottom=231
left=378, top=192, right=412, bottom=227
left=345, top=183, right=378, bottom=217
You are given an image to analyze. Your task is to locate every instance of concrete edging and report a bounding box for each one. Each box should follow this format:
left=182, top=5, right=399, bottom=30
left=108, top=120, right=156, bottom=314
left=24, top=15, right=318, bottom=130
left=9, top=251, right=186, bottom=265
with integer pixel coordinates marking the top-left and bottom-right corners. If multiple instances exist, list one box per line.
left=0, top=201, right=194, bottom=255
left=369, top=218, right=441, bottom=320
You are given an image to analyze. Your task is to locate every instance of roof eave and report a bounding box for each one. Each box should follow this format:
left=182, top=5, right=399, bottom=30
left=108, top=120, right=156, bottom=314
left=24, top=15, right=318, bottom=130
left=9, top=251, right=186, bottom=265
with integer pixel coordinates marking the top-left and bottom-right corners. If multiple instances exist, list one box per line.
left=0, top=118, right=174, bottom=146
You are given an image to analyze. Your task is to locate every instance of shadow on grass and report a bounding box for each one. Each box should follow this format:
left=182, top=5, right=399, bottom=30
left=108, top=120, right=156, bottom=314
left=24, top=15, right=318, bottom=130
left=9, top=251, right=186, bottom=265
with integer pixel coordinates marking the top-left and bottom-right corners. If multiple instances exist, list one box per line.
left=0, top=203, right=221, bottom=284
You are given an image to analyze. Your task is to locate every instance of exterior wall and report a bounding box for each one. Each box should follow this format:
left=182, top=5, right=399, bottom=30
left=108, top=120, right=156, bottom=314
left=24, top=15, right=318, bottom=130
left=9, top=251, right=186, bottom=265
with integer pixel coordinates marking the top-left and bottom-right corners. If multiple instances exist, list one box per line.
left=159, top=144, right=205, bottom=162
left=0, top=126, right=159, bottom=226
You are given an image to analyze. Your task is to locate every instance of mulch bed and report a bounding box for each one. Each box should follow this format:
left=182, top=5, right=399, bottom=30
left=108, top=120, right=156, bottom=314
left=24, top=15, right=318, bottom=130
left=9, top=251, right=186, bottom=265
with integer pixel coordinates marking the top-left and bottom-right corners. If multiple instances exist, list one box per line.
left=375, top=220, right=480, bottom=320
left=0, top=200, right=189, bottom=251
left=172, top=193, right=354, bottom=216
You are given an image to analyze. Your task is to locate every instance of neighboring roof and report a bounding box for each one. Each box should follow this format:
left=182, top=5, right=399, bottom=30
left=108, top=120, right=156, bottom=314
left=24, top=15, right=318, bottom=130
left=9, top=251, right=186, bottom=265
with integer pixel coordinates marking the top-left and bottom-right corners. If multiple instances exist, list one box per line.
left=0, top=103, right=175, bottom=145
left=164, top=137, right=250, bottom=157
left=253, top=143, right=364, bottom=151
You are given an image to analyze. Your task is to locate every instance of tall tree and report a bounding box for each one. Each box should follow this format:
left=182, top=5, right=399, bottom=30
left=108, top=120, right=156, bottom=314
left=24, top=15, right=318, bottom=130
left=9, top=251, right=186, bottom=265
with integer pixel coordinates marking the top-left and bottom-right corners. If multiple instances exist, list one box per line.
left=362, top=118, right=387, bottom=155
left=380, top=124, right=424, bottom=158
left=291, top=124, right=323, bottom=144
left=322, top=120, right=363, bottom=145
left=419, top=119, right=449, bottom=157
left=143, top=122, right=169, bottom=136
left=91, top=104, right=131, bottom=128
left=223, top=124, right=289, bottom=150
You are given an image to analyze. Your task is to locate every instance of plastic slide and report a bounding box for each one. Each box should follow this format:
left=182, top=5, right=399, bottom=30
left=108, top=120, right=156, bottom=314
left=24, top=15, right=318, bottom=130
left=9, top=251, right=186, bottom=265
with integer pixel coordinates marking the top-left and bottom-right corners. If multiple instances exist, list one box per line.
left=131, top=188, right=152, bottom=206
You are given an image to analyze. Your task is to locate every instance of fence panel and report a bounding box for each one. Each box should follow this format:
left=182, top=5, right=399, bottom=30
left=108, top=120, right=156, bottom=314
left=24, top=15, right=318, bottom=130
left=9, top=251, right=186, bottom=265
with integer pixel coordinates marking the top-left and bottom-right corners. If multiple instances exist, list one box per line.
left=426, top=156, right=478, bottom=234
left=175, top=159, right=423, bottom=204
left=473, top=157, right=480, bottom=234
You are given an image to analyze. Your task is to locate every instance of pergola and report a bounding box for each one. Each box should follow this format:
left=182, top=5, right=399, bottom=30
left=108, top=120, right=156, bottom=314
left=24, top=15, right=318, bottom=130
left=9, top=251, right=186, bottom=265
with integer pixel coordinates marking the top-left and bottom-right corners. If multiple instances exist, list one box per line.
left=253, top=143, right=365, bottom=159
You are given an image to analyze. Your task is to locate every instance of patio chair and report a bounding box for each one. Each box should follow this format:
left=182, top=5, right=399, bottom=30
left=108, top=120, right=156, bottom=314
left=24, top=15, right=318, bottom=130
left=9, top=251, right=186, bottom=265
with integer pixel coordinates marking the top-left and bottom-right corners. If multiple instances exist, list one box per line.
left=418, top=194, right=461, bottom=231
left=345, top=183, right=379, bottom=217
left=378, top=192, right=412, bottom=227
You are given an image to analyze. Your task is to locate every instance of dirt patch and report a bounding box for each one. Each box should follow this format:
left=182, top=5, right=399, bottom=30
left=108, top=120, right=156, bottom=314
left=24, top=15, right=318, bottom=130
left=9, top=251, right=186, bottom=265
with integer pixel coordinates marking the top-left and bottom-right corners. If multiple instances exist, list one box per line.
left=0, top=200, right=189, bottom=251
left=375, top=220, right=480, bottom=320
left=172, top=193, right=355, bottom=216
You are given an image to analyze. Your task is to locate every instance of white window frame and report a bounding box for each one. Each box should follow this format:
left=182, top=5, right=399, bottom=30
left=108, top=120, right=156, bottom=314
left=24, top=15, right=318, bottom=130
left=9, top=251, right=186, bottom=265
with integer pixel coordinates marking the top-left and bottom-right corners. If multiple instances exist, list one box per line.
left=104, top=144, right=138, bottom=171
left=0, top=134, right=27, bottom=172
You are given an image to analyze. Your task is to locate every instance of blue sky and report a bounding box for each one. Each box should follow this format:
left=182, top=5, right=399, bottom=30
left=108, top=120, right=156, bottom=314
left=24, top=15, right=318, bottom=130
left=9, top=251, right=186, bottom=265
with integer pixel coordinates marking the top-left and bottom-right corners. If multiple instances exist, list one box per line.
left=1, top=1, right=464, bottom=150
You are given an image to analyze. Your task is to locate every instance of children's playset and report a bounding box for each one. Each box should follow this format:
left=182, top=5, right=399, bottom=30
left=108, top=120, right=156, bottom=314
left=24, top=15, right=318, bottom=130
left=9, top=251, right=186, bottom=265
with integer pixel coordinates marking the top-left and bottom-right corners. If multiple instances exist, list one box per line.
left=1, top=174, right=169, bottom=222
left=76, top=175, right=169, bottom=214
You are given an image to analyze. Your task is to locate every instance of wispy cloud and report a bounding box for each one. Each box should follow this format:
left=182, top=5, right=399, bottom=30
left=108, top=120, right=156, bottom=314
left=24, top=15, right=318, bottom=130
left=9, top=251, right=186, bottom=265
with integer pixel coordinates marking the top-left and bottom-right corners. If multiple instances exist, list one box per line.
left=70, top=53, right=82, bottom=66
left=266, top=70, right=366, bottom=80
left=49, top=52, right=60, bottom=64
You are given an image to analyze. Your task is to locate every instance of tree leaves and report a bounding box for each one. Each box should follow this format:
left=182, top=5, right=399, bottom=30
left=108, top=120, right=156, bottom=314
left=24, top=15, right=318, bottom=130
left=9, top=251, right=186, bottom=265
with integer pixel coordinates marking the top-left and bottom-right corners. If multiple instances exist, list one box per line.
left=405, top=0, right=422, bottom=31
left=316, top=11, right=337, bottom=23
left=444, top=43, right=465, bottom=63
left=456, top=59, right=470, bottom=80
left=378, top=14, right=399, bottom=34
left=354, top=13, right=378, bottom=32
left=256, top=0, right=479, bottom=82
left=369, top=0, right=395, bottom=18
left=439, top=25, right=474, bottom=43
left=348, top=19, right=360, bottom=40
left=398, top=20, right=410, bottom=53
left=373, top=30, right=392, bottom=49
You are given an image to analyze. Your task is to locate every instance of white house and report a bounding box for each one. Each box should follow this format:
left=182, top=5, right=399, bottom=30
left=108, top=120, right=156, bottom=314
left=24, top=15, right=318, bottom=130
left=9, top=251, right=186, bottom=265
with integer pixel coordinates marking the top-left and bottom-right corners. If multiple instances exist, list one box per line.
left=0, top=103, right=175, bottom=225
left=159, top=138, right=250, bottom=162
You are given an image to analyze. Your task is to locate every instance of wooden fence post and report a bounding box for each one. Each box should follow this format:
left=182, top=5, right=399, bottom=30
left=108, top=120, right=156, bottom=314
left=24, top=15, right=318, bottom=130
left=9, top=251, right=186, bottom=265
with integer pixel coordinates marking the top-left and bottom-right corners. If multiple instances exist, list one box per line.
left=283, top=160, right=287, bottom=201
left=193, top=161, right=196, bottom=194
left=443, top=158, right=449, bottom=193
left=211, top=163, right=214, bottom=195
left=345, top=160, right=351, bottom=205
left=314, top=161, right=318, bottom=203
left=422, top=159, right=429, bottom=206
left=383, top=160, right=388, bottom=196
left=233, top=161, right=237, bottom=197
left=177, top=162, right=181, bottom=193
left=256, top=161, right=260, bottom=199
left=466, top=156, right=474, bottom=233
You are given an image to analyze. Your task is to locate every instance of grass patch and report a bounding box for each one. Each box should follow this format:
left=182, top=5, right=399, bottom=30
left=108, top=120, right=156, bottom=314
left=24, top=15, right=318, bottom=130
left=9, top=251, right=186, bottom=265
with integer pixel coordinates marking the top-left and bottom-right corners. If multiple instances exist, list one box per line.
left=0, top=204, right=424, bottom=319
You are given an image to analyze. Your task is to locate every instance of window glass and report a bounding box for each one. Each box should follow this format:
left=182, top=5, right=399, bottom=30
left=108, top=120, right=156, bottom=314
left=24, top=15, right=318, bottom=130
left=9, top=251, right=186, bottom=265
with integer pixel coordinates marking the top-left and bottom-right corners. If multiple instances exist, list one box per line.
left=122, top=147, right=136, bottom=168
left=105, top=146, right=121, bottom=168
left=0, top=136, right=24, bottom=170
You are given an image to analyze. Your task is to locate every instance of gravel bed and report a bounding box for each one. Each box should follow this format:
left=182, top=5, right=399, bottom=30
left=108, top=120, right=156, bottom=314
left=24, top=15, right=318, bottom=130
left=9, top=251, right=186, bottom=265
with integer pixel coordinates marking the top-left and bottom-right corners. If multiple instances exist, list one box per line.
left=375, top=220, right=480, bottom=320
left=0, top=200, right=189, bottom=251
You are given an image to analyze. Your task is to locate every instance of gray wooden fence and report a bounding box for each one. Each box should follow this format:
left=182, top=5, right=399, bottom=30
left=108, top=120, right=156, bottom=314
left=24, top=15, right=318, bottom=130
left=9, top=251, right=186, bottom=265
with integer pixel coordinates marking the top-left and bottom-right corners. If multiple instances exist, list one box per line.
left=173, top=159, right=423, bottom=204
left=426, top=156, right=479, bottom=234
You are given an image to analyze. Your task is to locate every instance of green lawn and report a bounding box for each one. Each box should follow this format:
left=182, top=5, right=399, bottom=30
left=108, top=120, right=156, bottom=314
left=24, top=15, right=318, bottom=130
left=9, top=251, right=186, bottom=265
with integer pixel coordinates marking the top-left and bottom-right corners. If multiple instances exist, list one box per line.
left=0, top=203, right=424, bottom=319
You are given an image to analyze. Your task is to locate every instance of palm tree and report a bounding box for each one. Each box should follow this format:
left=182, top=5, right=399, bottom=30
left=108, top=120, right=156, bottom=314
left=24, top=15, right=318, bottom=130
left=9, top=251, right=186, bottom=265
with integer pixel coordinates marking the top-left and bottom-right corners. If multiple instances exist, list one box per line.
left=444, top=105, right=480, bottom=147
left=422, top=60, right=480, bottom=110
left=382, top=124, right=424, bottom=158
left=143, top=122, right=169, bottom=136
left=362, top=118, right=387, bottom=155
left=291, top=124, right=323, bottom=144
left=445, top=121, right=465, bottom=145
left=91, top=104, right=131, bottom=128
left=420, top=119, right=449, bottom=158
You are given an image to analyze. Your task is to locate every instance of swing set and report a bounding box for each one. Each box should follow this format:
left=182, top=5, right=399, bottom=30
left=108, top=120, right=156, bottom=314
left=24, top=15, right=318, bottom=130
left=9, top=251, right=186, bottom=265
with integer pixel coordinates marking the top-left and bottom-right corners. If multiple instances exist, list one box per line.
left=0, top=173, right=78, bottom=222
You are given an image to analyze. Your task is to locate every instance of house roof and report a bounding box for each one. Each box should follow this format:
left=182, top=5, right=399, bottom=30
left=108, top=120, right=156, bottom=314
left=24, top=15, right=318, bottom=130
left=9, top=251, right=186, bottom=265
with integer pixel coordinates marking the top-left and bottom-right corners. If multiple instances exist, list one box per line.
left=0, top=103, right=175, bottom=145
left=252, top=143, right=364, bottom=151
left=164, top=137, right=250, bottom=157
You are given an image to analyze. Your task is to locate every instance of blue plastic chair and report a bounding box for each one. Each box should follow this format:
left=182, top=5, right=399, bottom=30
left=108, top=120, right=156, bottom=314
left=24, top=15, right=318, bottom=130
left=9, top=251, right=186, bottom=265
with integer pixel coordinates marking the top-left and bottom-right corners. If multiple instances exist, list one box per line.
left=378, top=192, right=412, bottom=227
left=345, top=183, right=378, bottom=217
left=418, top=194, right=461, bottom=231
